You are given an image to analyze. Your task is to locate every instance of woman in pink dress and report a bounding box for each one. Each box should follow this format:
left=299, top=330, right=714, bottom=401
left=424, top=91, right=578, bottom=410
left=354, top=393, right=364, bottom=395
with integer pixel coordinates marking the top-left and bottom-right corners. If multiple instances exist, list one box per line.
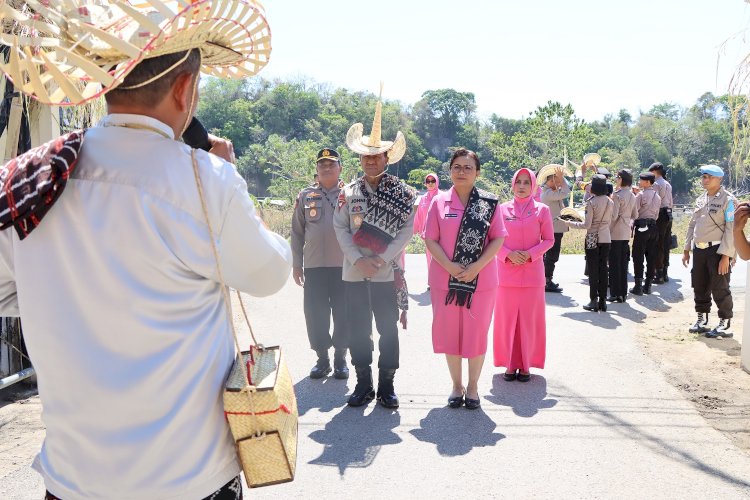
left=414, top=172, right=440, bottom=276
left=493, top=168, right=554, bottom=382
left=425, top=149, right=507, bottom=409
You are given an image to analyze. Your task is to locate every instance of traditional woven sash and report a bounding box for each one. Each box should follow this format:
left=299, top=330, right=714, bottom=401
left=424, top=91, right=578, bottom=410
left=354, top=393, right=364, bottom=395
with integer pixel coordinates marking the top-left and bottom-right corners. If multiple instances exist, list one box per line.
left=445, top=187, right=499, bottom=308
left=0, top=130, right=85, bottom=239
left=352, top=174, right=416, bottom=254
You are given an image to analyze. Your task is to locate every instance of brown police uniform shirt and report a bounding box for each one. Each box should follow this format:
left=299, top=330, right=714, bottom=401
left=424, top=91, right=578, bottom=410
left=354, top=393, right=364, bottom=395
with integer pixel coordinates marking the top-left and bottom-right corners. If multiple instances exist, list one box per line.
left=540, top=183, right=570, bottom=234
left=567, top=194, right=614, bottom=243
left=333, top=178, right=415, bottom=282
left=684, top=187, right=736, bottom=257
left=635, top=186, right=661, bottom=220
left=653, top=176, right=674, bottom=209
left=610, top=187, right=638, bottom=241
left=291, top=183, right=345, bottom=269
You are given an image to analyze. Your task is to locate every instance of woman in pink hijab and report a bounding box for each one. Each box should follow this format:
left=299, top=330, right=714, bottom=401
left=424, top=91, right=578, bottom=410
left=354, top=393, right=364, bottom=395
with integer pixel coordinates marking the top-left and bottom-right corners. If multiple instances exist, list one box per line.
left=414, top=172, right=440, bottom=276
left=425, top=149, right=507, bottom=409
left=493, top=168, right=554, bottom=382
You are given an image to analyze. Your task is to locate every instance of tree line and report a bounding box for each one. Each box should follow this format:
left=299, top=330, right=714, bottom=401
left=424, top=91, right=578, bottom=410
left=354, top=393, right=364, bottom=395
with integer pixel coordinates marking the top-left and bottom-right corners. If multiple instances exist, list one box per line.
left=196, top=77, right=747, bottom=203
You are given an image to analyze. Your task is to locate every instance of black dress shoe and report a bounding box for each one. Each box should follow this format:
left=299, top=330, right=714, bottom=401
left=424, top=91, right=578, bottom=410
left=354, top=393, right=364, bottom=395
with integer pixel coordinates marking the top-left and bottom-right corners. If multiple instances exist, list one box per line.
left=582, top=301, right=599, bottom=312
left=606, top=295, right=618, bottom=302
left=448, top=393, right=464, bottom=408
left=598, top=300, right=607, bottom=312
left=502, top=372, right=517, bottom=381
left=464, top=396, right=481, bottom=410
left=309, top=359, right=331, bottom=379
left=517, top=373, right=531, bottom=382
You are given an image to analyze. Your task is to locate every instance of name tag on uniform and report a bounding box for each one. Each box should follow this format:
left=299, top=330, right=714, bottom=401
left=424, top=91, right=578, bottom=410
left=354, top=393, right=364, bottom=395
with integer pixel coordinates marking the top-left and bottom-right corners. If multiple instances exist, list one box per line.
left=505, top=216, right=517, bottom=221
left=445, top=213, right=458, bottom=218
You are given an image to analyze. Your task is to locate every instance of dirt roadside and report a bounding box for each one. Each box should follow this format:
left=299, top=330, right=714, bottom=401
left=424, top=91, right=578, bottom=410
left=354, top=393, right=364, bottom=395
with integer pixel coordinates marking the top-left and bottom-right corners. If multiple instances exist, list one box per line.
left=636, top=282, right=750, bottom=453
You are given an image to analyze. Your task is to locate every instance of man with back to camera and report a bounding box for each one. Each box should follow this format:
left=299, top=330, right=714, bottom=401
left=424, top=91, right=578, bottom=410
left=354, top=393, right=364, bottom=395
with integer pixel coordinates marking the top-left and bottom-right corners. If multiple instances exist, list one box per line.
left=630, top=172, right=661, bottom=295
left=683, top=165, right=736, bottom=338
left=0, top=2, right=289, bottom=498
left=649, top=162, right=674, bottom=284
left=292, top=148, right=350, bottom=380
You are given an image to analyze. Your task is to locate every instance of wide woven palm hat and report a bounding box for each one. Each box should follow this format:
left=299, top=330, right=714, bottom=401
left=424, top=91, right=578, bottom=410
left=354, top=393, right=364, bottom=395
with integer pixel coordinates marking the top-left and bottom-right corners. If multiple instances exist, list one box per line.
left=536, top=163, right=572, bottom=185
left=0, top=0, right=272, bottom=106
left=560, top=206, right=584, bottom=222
left=346, top=83, right=406, bottom=165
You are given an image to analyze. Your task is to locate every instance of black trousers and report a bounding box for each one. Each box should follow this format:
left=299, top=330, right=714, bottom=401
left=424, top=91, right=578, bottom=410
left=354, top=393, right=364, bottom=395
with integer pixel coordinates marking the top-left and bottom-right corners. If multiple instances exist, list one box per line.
left=691, top=245, right=733, bottom=319
left=303, top=267, right=348, bottom=353
left=345, top=280, right=399, bottom=369
left=543, top=232, right=564, bottom=279
left=585, top=243, right=610, bottom=302
left=632, top=224, right=658, bottom=282
left=655, top=208, right=672, bottom=270
left=609, top=240, right=630, bottom=298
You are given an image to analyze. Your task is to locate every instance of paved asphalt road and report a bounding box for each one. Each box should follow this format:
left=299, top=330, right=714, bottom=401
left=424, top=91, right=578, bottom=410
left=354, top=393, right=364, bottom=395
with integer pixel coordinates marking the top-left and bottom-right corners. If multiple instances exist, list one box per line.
left=2, top=254, right=749, bottom=498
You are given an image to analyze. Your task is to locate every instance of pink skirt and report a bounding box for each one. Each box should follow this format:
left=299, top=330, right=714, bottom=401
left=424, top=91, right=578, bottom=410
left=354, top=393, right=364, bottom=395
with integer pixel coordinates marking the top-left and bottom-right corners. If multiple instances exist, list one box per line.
left=493, top=286, right=546, bottom=371
left=431, top=288, right=495, bottom=358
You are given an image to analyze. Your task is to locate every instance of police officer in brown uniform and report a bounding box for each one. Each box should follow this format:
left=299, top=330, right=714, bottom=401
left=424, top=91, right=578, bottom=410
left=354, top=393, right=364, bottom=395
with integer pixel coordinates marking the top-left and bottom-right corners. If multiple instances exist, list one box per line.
left=649, top=162, right=674, bottom=284
left=682, top=165, right=736, bottom=338
left=292, top=148, right=350, bottom=379
left=607, top=169, right=638, bottom=302
left=630, top=172, right=661, bottom=295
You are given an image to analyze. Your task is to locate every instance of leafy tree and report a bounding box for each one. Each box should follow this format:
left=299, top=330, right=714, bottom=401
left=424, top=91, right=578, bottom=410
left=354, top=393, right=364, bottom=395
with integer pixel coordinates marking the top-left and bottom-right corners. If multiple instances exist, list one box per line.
left=413, top=89, right=477, bottom=157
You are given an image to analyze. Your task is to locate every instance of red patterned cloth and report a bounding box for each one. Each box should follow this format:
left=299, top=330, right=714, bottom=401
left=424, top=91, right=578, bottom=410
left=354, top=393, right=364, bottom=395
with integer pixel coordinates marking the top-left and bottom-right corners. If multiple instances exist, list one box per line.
left=0, top=130, right=85, bottom=239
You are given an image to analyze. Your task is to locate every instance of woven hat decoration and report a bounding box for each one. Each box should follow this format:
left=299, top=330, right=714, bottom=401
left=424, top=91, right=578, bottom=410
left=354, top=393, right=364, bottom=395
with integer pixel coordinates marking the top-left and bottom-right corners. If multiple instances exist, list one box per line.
left=0, top=0, right=272, bottom=106
left=582, top=153, right=602, bottom=167
left=559, top=206, right=584, bottom=222
left=346, top=82, right=406, bottom=164
left=536, top=163, right=572, bottom=185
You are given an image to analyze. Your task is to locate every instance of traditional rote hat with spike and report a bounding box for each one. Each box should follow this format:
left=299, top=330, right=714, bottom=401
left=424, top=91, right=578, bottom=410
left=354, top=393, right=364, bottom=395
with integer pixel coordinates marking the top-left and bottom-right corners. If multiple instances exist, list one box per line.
left=0, top=0, right=272, bottom=106
left=346, top=82, right=406, bottom=164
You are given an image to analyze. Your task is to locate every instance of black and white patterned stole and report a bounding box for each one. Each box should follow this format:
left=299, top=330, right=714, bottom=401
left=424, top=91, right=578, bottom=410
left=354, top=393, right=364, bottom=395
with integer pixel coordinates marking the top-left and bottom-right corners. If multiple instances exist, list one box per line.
left=353, top=174, right=416, bottom=253
left=445, top=187, right=499, bottom=308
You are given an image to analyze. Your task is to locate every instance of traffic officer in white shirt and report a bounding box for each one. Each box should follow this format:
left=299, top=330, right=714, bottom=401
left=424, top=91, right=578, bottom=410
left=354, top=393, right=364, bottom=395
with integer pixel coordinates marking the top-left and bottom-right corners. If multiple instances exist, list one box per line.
left=0, top=3, right=289, bottom=499
left=291, top=148, right=350, bottom=379
left=648, top=162, right=674, bottom=284
left=682, top=165, right=736, bottom=338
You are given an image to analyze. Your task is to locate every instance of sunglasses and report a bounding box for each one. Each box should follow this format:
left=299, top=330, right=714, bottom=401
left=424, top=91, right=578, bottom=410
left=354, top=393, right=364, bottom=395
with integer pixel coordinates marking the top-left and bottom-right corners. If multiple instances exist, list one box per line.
left=425, top=179, right=436, bottom=184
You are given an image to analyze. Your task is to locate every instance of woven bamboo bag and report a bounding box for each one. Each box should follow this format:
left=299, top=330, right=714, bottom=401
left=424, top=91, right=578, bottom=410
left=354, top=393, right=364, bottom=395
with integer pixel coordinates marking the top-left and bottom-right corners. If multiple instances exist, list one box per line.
left=191, top=151, right=298, bottom=488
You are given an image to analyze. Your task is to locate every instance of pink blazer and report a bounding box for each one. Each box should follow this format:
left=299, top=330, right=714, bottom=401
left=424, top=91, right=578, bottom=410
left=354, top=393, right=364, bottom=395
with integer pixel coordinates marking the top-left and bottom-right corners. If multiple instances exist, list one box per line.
left=414, top=188, right=439, bottom=236
left=425, top=187, right=507, bottom=291
left=497, top=199, right=555, bottom=287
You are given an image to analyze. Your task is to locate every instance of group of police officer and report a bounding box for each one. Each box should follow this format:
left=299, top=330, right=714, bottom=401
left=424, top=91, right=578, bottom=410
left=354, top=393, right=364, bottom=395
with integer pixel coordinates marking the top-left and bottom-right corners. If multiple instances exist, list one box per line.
left=293, top=150, right=743, bottom=400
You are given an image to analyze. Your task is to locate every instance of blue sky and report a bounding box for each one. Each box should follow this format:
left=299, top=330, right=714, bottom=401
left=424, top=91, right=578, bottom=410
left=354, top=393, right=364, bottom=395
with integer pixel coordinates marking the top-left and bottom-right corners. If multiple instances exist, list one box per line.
left=259, top=0, right=750, bottom=121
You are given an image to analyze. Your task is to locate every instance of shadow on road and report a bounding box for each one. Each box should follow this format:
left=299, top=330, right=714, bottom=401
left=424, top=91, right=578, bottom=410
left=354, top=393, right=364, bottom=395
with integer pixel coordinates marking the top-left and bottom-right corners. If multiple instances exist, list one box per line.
left=408, top=289, right=431, bottom=307
left=485, top=374, right=557, bottom=418
left=544, top=292, right=577, bottom=308
left=561, top=310, right=622, bottom=329
left=294, top=377, right=349, bottom=417
left=308, top=405, right=401, bottom=475
left=555, top=382, right=750, bottom=490
left=700, top=336, right=743, bottom=358
left=608, top=302, right=648, bottom=323
left=409, top=407, right=505, bottom=456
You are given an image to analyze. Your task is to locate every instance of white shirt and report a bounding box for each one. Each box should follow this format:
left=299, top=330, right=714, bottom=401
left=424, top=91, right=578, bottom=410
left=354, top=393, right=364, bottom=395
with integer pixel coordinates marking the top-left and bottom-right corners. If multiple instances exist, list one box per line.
left=0, top=114, right=292, bottom=499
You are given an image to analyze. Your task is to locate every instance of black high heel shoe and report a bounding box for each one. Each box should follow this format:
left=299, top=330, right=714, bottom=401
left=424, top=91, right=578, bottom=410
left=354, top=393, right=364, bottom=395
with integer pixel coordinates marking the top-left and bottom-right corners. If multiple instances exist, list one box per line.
left=598, top=300, right=607, bottom=312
